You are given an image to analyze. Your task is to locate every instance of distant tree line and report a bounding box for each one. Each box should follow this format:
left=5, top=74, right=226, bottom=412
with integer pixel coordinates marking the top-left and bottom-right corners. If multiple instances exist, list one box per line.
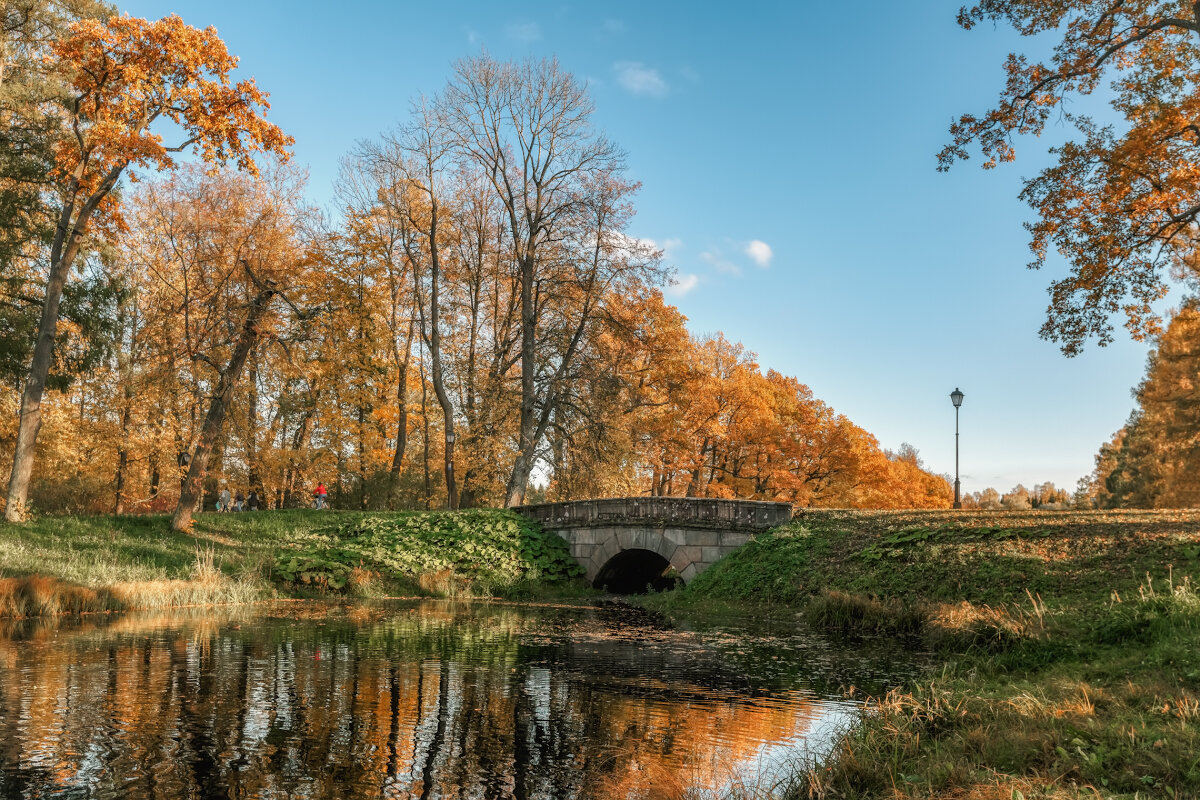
left=958, top=483, right=1074, bottom=511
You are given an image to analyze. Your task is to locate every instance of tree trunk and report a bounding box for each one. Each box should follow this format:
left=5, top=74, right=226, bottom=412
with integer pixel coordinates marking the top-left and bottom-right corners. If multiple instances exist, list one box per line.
left=357, top=403, right=368, bottom=509
left=284, top=402, right=315, bottom=508
left=4, top=252, right=73, bottom=521
left=506, top=450, right=534, bottom=509
left=246, top=352, right=260, bottom=493
left=5, top=163, right=124, bottom=522
left=114, top=398, right=132, bottom=514
left=114, top=449, right=128, bottom=514
left=171, top=288, right=274, bottom=532
left=420, top=353, right=431, bottom=510
left=505, top=254, right=537, bottom=508
left=429, top=326, right=457, bottom=509
left=685, top=439, right=709, bottom=497
left=387, top=320, right=414, bottom=509
left=409, top=192, right=457, bottom=511
left=149, top=452, right=160, bottom=500
left=425, top=243, right=457, bottom=510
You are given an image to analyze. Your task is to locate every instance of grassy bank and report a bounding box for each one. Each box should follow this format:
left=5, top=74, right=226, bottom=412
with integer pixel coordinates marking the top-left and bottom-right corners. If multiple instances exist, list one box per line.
left=655, top=509, right=1200, bottom=799
left=0, top=508, right=587, bottom=616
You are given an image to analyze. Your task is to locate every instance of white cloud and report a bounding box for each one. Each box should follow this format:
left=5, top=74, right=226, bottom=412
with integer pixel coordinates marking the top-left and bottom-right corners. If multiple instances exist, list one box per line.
left=601, top=18, right=625, bottom=34
left=465, top=28, right=482, bottom=44
left=614, top=62, right=668, bottom=98
left=632, top=235, right=681, bottom=256
left=505, top=22, right=541, bottom=42
left=701, top=250, right=742, bottom=276
left=744, top=240, right=773, bottom=268
left=667, top=273, right=699, bottom=296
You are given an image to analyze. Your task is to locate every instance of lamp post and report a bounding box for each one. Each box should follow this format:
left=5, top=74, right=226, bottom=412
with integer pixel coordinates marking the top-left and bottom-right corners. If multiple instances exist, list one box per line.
left=950, top=388, right=964, bottom=509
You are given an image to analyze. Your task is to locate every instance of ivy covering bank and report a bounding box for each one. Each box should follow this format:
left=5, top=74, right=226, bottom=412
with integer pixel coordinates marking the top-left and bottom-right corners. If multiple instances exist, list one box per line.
left=273, top=510, right=584, bottom=595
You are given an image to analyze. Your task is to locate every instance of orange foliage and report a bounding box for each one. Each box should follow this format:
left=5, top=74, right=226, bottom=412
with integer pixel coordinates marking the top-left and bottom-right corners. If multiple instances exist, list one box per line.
left=943, top=2, right=1200, bottom=353
left=555, top=290, right=952, bottom=509
left=51, top=14, right=292, bottom=186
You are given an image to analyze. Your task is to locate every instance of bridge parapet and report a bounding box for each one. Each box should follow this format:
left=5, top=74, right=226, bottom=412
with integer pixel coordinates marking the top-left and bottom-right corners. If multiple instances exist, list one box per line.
left=517, top=497, right=793, bottom=531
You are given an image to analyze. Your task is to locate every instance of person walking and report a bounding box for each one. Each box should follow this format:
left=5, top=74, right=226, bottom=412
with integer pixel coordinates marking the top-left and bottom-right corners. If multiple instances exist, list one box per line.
left=313, top=482, right=328, bottom=510
left=247, top=490, right=260, bottom=511
left=234, top=490, right=245, bottom=512
left=218, top=487, right=231, bottom=513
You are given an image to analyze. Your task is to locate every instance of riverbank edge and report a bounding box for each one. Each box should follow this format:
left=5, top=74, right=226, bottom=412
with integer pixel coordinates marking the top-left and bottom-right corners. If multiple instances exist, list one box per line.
left=640, top=509, right=1200, bottom=800
left=0, top=508, right=596, bottom=618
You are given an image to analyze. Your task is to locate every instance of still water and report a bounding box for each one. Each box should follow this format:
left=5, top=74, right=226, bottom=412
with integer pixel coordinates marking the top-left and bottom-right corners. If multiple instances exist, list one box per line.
left=0, top=600, right=923, bottom=799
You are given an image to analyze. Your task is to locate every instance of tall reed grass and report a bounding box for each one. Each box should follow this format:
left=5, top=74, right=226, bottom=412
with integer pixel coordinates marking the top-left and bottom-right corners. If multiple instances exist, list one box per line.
left=0, top=544, right=268, bottom=618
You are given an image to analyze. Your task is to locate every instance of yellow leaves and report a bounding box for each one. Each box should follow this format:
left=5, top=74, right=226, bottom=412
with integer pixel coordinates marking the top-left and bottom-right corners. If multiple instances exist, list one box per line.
left=606, top=300, right=951, bottom=509
left=946, top=2, right=1200, bottom=352
left=49, top=13, right=292, bottom=197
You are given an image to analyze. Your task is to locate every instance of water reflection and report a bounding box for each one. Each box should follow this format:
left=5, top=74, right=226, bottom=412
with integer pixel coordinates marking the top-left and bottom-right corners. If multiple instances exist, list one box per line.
left=0, top=601, right=920, bottom=799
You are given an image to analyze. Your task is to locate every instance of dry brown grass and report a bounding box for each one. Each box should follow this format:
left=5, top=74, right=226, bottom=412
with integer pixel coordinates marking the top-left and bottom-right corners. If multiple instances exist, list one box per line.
left=924, top=594, right=1050, bottom=652
left=418, top=568, right=477, bottom=597
left=0, top=545, right=267, bottom=618
left=0, top=574, right=116, bottom=617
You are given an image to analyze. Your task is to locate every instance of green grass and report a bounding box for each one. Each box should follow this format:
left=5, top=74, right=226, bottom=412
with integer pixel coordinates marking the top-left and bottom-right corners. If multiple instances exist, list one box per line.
left=683, top=508, right=1200, bottom=610
left=0, top=508, right=590, bottom=614
left=650, top=509, right=1200, bottom=800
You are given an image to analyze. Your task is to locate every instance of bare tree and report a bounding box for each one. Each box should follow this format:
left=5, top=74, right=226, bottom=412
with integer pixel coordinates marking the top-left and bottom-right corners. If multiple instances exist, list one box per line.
left=438, top=54, right=635, bottom=506
left=381, top=100, right=460, bottom=509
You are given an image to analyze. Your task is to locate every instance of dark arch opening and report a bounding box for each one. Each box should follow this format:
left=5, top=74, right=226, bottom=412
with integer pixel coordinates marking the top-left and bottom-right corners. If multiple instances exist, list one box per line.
left=593, top=549, right=682, bottom=594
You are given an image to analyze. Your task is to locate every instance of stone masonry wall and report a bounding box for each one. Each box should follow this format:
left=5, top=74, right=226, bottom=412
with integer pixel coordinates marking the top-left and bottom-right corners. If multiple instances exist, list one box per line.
left=516, top=498, right=793, bottom=584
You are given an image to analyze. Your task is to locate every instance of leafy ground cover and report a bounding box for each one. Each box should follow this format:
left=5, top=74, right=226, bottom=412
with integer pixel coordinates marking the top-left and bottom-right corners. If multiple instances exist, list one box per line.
left=272, top=510, right=583, bottom=596
left=656, top=509, right=1200, bottom=799
left=0, top=509, right=586, bottom=615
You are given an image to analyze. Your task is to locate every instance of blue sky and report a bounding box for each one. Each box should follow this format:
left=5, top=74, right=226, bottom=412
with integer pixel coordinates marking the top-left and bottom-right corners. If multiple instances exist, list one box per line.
left=121, top=0, right=1161, bottom=495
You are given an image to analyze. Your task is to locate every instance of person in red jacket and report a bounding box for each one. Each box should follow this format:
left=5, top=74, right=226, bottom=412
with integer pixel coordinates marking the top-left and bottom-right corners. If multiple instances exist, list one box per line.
left=313, top=482, right=329, bottom=509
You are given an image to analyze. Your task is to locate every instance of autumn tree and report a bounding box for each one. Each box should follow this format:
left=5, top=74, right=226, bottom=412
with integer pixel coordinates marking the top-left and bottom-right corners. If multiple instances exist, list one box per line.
left=544, top=288, right=690, bottom=500
left=361, top=104, right=463, bottom=508
left=1, top=0, right=109, bottom=266
left=1085, top=300, right=1200, bottom=507
left=333, top=147, right=423, bottom=508
left=438, top=53, right=654, bottom=506
left=445, top=170, right=517, bottom=507
left=3, top=13, right=291, bottom=522
left=942, top=2, right=1200, bottom=354
left=0, top=0, right=117, bottom=393
left=1079, top=426, right=1128, bottom=507
left=122, top=166, right=309, bottom=531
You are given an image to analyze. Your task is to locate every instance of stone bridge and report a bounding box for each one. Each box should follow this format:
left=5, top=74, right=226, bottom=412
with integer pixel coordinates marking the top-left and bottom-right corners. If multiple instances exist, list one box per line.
left=516, top=497, right=793, bottom=593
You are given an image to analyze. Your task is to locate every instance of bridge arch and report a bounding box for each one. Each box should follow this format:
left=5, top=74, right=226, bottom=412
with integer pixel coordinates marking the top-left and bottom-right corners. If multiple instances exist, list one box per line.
left=593, top=548, right=680, bottom=594
left=517, top=497, right=792, bottom=593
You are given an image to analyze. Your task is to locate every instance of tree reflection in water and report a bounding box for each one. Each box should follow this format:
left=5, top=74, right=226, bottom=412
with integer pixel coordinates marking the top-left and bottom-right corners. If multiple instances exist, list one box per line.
left=0, top=601, right=917, bottom=799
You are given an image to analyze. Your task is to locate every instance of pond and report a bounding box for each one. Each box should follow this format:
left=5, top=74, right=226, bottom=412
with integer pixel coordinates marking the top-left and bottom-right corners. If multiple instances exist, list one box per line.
left=0, top=600, right=925, bottom=799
